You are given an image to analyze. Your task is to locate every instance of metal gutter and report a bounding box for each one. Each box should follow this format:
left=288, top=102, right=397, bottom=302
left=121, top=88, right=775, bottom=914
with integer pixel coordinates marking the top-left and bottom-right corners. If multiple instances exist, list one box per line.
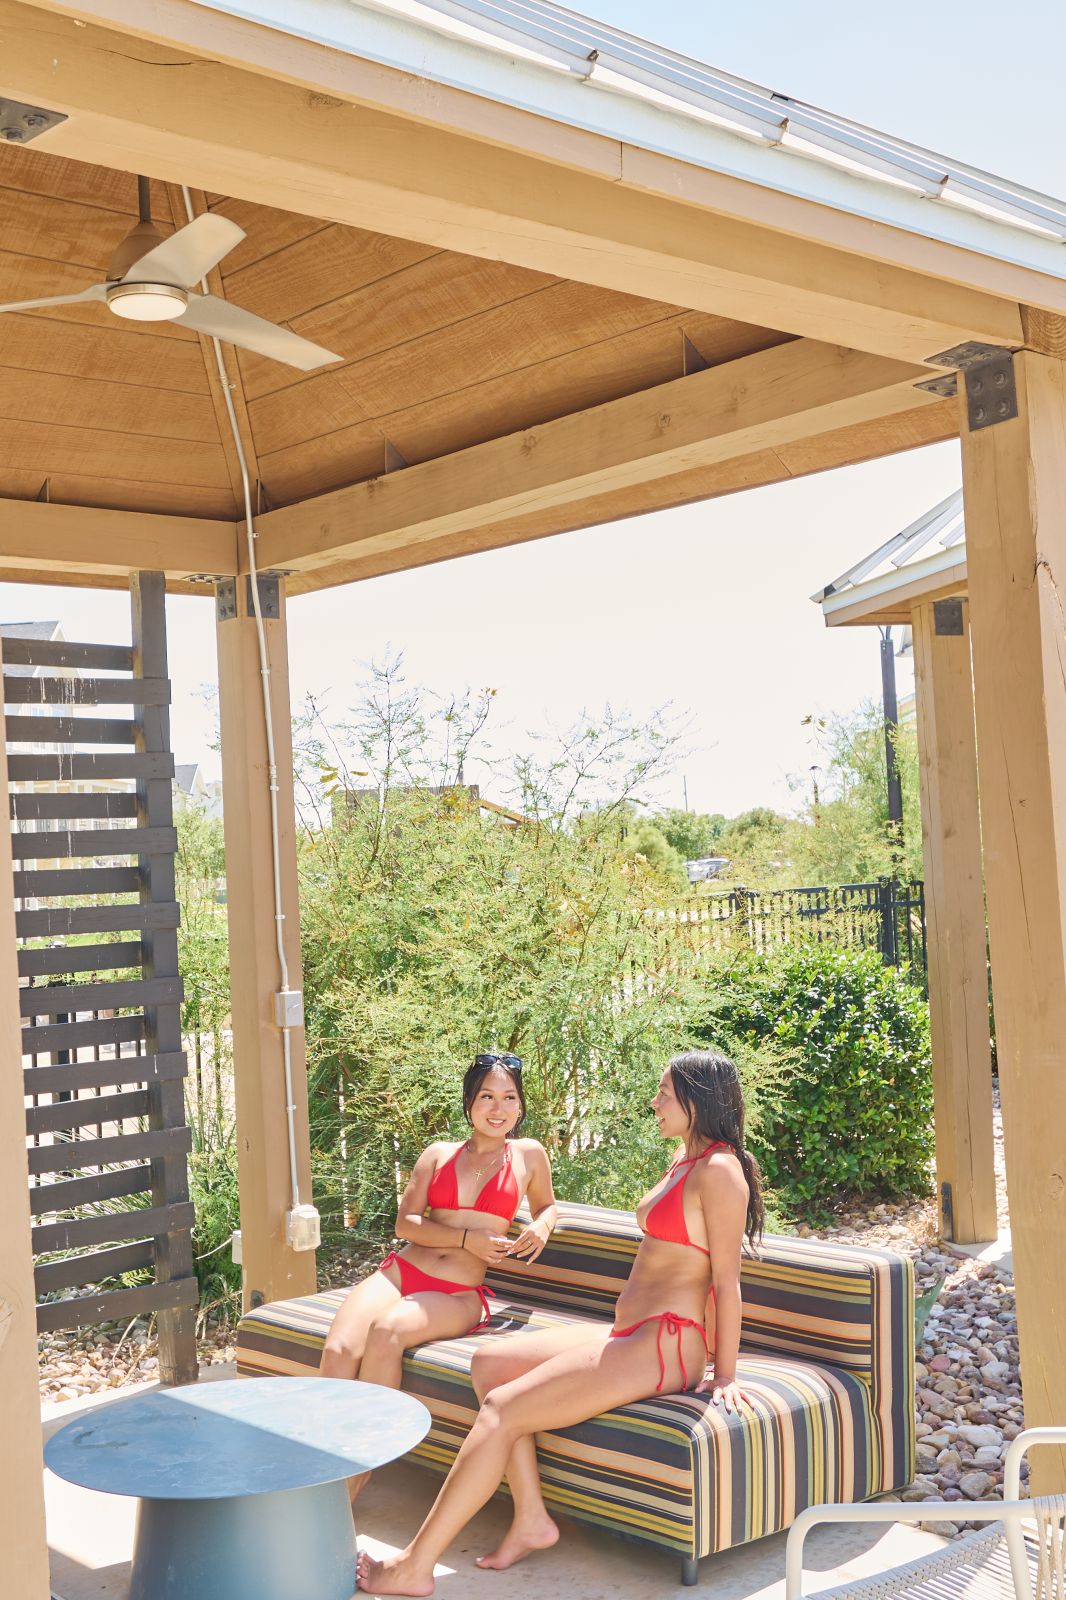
left=188, top=0, right=1066, bottom=283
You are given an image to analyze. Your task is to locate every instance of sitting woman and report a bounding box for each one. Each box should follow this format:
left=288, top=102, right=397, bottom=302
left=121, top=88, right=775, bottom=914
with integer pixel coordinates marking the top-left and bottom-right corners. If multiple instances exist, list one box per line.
left=321, top=1052, right=556, bottom=1398
left=359, top=1048, right=762, bottom=1596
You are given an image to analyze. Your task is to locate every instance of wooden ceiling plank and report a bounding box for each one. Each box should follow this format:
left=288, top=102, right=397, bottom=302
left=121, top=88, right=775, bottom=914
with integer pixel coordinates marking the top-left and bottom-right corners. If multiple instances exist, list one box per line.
left=220, top=222, right=438, bottom=329
left=2, top=417, right=234, bottom=490
left=0, top=142, right=166, bottom=217
left=1, top=2, right=1031, bottom=364
left=0, top=312, right=212, bottom=393
left=0, top=182, right=147, bottom=275
left=255, top=317, right=789, bottom=503
left=0, top=364, right=221, bottom=443
left=205, top=194, right=329, bottom=274
left=0, top=467, right=235, bottom=520
left=257, top=339, right=939, bottom=573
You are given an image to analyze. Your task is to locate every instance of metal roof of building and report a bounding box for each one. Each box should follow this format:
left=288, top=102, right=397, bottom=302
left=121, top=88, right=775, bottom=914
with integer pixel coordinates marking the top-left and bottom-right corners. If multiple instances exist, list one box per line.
left=812, top=490, right=968, bottom=623
left=194, top=0, right=1066, bottom=281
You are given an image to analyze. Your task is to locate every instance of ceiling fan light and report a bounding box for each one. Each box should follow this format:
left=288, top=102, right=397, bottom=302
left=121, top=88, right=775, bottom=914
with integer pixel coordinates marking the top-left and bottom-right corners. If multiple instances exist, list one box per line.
left=106, top=282, right=188, bottom=322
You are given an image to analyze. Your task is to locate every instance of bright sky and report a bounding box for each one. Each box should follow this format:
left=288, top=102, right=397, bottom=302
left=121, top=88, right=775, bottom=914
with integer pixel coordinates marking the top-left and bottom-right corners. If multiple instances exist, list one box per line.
left=4, top=1, right=1063, bottom=817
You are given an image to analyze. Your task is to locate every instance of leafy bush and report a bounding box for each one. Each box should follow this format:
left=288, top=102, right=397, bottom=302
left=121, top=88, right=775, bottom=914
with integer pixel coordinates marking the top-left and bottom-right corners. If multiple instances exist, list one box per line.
left=695, top=944, right=932, bottom=1217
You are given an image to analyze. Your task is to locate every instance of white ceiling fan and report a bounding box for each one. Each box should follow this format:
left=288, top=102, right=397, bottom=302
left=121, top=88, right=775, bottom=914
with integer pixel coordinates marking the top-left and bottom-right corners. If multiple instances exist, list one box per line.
left=0, top=177, right=342, bottom=372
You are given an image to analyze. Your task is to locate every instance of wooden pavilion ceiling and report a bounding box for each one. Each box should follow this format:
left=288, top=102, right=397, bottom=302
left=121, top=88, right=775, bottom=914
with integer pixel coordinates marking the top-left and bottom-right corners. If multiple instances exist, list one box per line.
left=0, top=141, right=795, bottom=519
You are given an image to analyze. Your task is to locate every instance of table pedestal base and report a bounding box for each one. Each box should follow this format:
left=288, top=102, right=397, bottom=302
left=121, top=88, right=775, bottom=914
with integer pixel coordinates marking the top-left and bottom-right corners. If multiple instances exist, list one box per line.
left=130, top=1478, right=356, bottom=1600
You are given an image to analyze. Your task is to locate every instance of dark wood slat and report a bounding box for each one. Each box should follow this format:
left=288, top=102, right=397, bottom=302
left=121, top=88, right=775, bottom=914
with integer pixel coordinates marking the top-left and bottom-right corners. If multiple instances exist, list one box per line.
left=11, top=792, right=140, bottom=821
left=20, top=975, right=182, bottom=1017
left=7, top=752, right=174, bottom=782
left=21, top=1013, right=145, bottom=1055
left=36, top=1276, right=199, bottom=1333
left=28, top=1163, right=153, bottom=1216
left=25, top=1089, right=151, bottom=1135
left=17, top=902, right=179, bottom=938
left=14, top=866, right=141, bottom=897
left=3, top=675, right=169, bottom=706
left=35, top=1240, right=154, bottom=1293
left=24, top=1052, right=186, bottom=1097
left=32, top=1199, right=195, bottom=1252
left=11, top=825, right=176, bottom=860
left=5, top=714, right=138, bottom=744
left=0, top=637, right=133, bottom=671
left=18, top=940, right=142, bottom=978
left=27, top=1126, right=191, bottom=1176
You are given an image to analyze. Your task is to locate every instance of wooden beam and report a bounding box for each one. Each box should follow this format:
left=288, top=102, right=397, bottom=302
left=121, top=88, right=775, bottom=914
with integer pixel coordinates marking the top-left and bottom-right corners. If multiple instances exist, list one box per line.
left=215, top=573, right=316, bottom=1308
left=960, top=349, right=1066, bottom=1492
left=0, top=499, right=237, bottom=582
left=911, top=600, right=997, bottom=1245
left=0, top=637, right=51, bottom=1600
left=258, top=340, right=938, bottom=574
left=1, top=1, right=1030, bottom=366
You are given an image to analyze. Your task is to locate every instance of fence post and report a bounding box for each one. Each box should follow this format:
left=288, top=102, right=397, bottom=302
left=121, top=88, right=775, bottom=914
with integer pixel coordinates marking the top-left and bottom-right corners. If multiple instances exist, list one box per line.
left=877, top=877, right=898, bottom=966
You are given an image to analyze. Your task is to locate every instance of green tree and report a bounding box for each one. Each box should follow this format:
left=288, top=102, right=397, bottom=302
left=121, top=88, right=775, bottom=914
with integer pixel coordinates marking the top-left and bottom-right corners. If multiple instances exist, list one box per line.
left=715, top=806, right=793, bottom=882
left=655, top=807, right=727, bottom=862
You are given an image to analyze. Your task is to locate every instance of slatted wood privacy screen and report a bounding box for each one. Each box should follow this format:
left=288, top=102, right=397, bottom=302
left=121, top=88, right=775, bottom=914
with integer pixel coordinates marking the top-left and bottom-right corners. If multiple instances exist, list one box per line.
left=12, top=573, right=197, bottom=1381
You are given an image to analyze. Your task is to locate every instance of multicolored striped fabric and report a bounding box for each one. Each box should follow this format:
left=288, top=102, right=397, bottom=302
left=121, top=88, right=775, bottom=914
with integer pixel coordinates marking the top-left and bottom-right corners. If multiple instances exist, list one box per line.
left=236, top=1202, right=914, bottom=1560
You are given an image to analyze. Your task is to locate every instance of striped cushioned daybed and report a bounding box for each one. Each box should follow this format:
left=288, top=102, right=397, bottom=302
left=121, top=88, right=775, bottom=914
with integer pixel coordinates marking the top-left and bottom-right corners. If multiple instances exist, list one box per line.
left=237, top=1201, right=914, bottom=1586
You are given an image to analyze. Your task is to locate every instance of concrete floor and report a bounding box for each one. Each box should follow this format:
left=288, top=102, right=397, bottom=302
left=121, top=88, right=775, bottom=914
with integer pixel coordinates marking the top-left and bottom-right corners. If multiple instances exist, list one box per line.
left=44, top=1369, right=944, bottom=1600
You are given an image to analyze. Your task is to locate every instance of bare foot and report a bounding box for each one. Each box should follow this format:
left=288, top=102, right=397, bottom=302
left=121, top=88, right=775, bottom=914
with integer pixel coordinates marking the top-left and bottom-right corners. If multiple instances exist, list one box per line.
left=475, top=1513, right=560, bottom=1570
left=348, top=1470, right=371, bottom=1505
left=357, top=1547, right=435, bottom=1596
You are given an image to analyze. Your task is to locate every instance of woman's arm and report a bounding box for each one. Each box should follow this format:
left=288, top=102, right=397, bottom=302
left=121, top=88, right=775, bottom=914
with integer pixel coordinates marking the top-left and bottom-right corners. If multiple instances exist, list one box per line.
left=694, top=1156, right=750, bottom=1412
left=393, top=1145, right=512, bottom=1264
left=509, top=1142, right=558, bottom=1261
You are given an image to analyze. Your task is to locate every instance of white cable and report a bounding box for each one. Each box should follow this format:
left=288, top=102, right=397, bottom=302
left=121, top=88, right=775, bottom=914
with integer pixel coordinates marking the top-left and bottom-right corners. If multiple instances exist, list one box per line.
left=182, top=186, right=302, bottom=1214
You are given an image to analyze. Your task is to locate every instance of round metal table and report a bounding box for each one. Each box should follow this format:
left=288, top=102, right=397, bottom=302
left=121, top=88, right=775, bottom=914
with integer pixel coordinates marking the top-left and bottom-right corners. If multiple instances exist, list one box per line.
left=44, top=1376, right=430, bottom=1600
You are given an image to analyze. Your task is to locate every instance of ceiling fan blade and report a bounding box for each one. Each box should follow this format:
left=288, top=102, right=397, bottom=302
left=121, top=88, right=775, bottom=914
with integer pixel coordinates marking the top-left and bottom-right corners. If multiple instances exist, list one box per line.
left=0, top=284, right=106, bottom=314
left=122, top=214, right=245, bottom=289
left=178, top=293, right=343, bottom=371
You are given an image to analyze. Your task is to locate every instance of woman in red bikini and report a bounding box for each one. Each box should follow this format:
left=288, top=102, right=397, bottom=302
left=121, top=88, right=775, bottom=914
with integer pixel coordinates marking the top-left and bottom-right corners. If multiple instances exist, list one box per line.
left=359, top=1049, right=763, bottom=1596
left=321, top=1053, right=556, bottom=1397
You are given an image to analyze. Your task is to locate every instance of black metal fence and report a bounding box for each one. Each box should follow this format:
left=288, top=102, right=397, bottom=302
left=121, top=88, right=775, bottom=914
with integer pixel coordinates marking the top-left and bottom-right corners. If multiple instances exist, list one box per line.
left=668, top=878, right=927, bottom=976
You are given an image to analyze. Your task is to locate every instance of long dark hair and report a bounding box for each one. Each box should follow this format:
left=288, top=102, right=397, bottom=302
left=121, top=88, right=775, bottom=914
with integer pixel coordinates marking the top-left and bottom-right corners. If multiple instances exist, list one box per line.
left=462, top=1059, right=526, bottom=1137
left=669, top=1049, right=764, bottom=1248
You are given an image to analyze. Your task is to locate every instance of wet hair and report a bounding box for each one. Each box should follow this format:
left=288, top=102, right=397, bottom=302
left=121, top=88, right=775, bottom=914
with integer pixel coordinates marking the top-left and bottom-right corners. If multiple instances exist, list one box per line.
left=668, top=1050, right=765, bottom=1248
left=462, top=1058, right=526, bottom=1137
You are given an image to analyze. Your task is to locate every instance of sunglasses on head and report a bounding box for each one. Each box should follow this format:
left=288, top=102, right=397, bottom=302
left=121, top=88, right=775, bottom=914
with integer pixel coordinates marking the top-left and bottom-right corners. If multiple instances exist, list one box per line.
left=473, top=1052, right=524, bottom=1073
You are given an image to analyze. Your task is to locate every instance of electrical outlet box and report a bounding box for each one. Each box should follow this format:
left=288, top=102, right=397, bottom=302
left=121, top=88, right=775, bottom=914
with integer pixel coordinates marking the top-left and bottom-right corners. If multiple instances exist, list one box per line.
left=286, top=1203, right=321, bottom=1252
left=274, top=989, right=304, bottom=1028
left=231, top=1229, right=243, bottom=1265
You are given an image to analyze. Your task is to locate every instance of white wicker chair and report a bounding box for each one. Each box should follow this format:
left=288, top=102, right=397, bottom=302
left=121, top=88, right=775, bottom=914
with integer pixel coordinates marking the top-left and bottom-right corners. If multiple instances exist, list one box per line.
left=785, top=1428, right=1066, bottom=1600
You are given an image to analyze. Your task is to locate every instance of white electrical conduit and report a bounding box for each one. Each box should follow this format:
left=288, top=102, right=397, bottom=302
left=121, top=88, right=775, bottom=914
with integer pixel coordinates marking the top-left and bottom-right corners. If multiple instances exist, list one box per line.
left=182, top=186, right=302, bottom=1216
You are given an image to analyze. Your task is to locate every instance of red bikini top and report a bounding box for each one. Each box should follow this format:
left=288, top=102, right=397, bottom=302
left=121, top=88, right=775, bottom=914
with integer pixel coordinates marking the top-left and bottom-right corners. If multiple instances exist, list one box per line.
left=641, top=1142, right=732, bottom=1256
left=426, top=1141, right=520, bottom=1223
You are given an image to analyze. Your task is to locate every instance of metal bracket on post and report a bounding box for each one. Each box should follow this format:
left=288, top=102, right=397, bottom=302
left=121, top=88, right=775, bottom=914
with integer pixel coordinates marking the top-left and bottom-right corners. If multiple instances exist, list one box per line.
left=933, top=599, right=965, bottom=636
left=941, top=1181, right=955, bottom=1242
left=0, top=98, right=67, bottom=144
left=214, top=574, right=281, bottom=622
left=924, top=341, right=1018, bottom=431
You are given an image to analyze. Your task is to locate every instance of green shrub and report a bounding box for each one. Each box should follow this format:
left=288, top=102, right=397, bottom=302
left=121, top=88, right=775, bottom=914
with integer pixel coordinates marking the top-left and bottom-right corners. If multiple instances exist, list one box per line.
left=694, top=945, right=933, bottom=1217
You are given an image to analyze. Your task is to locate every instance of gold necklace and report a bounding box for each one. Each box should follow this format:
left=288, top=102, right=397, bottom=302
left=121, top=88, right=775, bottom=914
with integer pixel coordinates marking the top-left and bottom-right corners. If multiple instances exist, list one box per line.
left=464, top=1140, right=505, bottom=1183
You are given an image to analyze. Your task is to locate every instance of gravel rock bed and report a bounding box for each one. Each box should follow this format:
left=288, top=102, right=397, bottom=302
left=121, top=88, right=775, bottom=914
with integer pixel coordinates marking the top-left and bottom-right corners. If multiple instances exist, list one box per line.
left=804, top=1086, right=1018, bottom=1537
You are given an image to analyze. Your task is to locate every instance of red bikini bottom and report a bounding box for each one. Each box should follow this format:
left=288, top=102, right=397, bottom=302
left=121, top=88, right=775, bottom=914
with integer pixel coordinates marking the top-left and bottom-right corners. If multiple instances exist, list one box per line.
left=609, top=1311, right=710, bottom=1392
left=379, top=1250, right=493, bottom=1332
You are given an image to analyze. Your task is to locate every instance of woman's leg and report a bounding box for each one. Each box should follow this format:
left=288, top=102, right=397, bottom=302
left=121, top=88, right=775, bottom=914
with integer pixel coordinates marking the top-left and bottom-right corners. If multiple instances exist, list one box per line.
left=319, top=1270, right=401, bottom=1379
left=359, top=1291, right=489, bottom=1390
left=469, top=1326, right=596, bottom=1570
left=359, top=1319, right=707, bottom=1596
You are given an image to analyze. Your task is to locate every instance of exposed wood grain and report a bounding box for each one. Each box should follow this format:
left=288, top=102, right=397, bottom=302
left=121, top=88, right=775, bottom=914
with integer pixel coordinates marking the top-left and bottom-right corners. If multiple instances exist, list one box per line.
left=911, top=600, right=997, bottom=1244
left=0, top=467, right=236, bottom=521
left=0, top=365, right=220, bottom=442
left=0, top=141, right=166, bottom=216
left=221, top=220, right=437, bottom=329
left=0, top=249, right=198, bottom=340
left=0, top=312, right=212, bottom=393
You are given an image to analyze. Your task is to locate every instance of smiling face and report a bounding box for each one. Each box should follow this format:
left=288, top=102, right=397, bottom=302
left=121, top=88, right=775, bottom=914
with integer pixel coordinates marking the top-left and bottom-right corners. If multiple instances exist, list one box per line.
left=467, top=1065, right=524, bottom=1139
left=651, top=1066, right=693, bottom=1141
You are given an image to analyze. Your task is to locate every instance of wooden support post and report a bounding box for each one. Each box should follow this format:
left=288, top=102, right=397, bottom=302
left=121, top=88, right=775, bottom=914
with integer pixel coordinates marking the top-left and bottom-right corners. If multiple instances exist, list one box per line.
left=0, top=638, right=51, bottom=1600
left=911, top=599, right=997, bottom=1245
left=215, top=574, right=316, bottom=1308
left=960, top=349, right=1066, bottom=1491
left=130, top=571, right=198, bottom=1385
